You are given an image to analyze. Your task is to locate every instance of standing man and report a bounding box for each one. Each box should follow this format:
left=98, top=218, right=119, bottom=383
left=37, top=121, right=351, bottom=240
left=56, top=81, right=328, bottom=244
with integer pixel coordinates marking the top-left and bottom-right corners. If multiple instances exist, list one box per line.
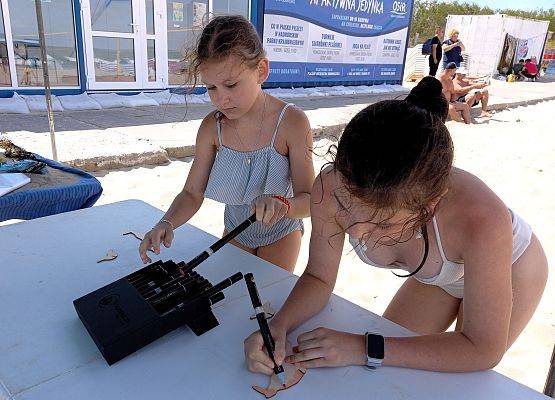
left=429, top=27, right=444, bottom=76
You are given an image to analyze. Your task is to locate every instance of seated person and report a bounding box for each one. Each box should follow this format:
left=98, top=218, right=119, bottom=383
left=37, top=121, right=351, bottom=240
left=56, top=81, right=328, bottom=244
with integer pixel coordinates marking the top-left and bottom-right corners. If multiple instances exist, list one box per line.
left=523, top=58, right=538, bottom=80
left=512, top=59, right=526, bottom=80
left=453, top=68, right=491, bottom=117
left=438, top=63, right=472, bottom=124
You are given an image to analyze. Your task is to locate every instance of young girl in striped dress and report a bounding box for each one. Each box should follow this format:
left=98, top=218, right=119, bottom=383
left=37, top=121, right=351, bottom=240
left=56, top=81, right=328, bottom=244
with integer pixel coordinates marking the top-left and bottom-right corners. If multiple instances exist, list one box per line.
left=139, top=15, right=315, bottom=271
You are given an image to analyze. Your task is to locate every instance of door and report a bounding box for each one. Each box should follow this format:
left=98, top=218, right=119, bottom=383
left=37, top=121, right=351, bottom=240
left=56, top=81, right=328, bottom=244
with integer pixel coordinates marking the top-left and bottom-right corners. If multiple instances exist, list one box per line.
left=81, top=0, right=166, bottom=90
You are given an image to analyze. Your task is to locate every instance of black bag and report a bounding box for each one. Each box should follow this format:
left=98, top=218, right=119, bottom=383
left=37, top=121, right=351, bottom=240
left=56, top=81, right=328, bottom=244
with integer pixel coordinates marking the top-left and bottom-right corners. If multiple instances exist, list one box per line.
left=422, top=38, right=433, bottom=55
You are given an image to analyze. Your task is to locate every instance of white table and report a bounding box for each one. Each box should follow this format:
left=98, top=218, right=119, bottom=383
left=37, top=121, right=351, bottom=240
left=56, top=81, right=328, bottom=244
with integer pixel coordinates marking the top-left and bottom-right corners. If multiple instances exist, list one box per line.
left=0, top=200, right=548, bottom=399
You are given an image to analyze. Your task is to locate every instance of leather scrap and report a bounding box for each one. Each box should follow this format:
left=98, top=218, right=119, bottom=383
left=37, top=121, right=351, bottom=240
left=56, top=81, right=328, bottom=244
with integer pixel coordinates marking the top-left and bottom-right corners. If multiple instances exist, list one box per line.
left=252, top=363, right=306, bottom=399
left=97, top=250, right=118, bottom=263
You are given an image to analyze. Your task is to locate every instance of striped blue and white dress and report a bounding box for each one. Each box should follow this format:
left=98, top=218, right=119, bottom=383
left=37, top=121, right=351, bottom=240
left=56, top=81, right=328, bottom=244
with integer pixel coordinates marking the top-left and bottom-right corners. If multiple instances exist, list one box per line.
left=204, top=103, right=304, bottom=248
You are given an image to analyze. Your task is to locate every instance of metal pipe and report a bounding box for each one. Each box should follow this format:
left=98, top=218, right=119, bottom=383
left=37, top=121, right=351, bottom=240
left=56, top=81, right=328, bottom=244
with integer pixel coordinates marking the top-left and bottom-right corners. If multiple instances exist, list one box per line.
left=34, top=0, right=58, bottom=161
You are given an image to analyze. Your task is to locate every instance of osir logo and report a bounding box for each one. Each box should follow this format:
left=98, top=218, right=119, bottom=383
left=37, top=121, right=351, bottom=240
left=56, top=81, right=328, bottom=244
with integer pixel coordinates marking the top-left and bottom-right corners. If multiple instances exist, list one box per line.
left=391, top=0, right=407, bottom=17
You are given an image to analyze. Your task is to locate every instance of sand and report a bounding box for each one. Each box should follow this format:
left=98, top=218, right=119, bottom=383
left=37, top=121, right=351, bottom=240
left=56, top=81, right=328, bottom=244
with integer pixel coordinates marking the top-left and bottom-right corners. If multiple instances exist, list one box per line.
left=93, top=99, right=555, bottom=393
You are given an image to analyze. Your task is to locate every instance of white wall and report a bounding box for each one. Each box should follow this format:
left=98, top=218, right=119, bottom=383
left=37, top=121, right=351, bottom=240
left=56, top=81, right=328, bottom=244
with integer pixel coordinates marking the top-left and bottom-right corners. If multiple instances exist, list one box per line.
left=445, top=14, right=505, bottom=77
left=445, top=14, right=549, bottom=76
left=502, top=15, right=549, bottom=61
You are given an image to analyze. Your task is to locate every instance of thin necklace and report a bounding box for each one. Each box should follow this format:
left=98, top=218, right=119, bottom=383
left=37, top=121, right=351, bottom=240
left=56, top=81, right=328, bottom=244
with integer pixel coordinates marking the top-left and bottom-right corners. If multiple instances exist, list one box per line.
left=226, top=93, right=267, bottom=164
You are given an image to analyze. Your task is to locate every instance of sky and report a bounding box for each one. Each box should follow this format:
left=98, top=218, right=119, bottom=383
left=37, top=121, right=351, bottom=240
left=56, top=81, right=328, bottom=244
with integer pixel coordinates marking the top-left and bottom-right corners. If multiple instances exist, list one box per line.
left=441, top=0, right=554, bottom=11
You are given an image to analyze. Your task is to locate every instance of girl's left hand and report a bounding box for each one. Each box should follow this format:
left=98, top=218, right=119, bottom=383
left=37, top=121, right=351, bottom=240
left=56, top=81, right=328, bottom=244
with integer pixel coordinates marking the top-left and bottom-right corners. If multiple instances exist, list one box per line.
left=253, top=196, right=289, bottom=226
left=284, top=327, right=367, bottom=369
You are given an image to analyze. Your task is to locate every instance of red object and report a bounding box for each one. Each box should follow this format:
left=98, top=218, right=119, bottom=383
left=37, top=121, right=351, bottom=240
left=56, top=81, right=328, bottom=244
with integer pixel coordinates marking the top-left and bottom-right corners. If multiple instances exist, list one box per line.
left=273, top=195, right=291, bottom=213
left=525, top=61, right=538, bottom=74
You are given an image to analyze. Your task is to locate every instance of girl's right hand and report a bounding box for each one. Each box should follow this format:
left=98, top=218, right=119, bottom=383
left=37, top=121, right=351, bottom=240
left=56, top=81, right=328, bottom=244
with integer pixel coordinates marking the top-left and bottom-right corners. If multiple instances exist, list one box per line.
left=139, top=222, right=174, bottom=264
left=244, top=325, right=288, bottom=375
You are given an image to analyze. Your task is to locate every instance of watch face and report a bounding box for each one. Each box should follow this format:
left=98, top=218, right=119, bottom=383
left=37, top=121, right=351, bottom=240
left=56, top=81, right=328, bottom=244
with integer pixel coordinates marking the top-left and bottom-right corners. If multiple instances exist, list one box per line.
left=367, top=334, right=385, bottom=360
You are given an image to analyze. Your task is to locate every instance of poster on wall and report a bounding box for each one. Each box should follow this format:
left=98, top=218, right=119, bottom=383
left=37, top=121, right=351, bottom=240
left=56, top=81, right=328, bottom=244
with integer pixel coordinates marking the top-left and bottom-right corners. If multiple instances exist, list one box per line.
left=173, top=2, right=184, bottom=23
left=262, top=0, right=414, bottom=84
left=193, top=2, right=208, bottom=28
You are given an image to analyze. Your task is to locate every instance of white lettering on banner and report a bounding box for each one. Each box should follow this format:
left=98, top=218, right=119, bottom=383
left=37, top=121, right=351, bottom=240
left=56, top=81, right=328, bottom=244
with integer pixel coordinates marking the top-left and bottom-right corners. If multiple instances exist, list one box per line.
left=356, top=0, right=384, bottom=14
left=392, top=1, right=405, bottom=12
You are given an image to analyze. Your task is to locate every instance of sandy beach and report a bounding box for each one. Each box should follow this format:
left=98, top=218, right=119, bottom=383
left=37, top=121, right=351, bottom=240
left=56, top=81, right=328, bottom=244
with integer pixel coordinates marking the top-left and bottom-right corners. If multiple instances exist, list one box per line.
left=93, top=99, right=555, bottom=393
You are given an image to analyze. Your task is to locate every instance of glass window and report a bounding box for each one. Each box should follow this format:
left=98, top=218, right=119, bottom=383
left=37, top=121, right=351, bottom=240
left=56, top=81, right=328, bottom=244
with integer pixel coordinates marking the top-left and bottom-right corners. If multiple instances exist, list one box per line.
left=90, top=0, right=133, bottom=33
left=93, top=36, right=136, bottom=82
left=147, top=39, right=156, bottom=81
left=0, top=1, right=11, bottom=86
left=146, top=0, right=155, bottom=35
left=8, top=0, right=79, bottom=87
left=166, top=0, right=208, bottom=86
left=212, top=0, right=249, bottom=18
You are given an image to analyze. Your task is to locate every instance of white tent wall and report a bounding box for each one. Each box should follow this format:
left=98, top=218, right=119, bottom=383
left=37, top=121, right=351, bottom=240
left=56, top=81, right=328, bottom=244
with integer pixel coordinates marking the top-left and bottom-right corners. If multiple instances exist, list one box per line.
left=502, top=15, right=549, bottom=62
left=446, top=14, right=505, bottom=77
left=445, top=14, right=549, bottom=77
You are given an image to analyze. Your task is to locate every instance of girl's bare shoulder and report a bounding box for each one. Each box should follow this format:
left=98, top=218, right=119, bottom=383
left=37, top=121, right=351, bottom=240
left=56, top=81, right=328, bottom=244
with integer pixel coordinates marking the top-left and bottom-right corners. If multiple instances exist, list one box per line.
left=443, top=168, right=510, bottom=235
left=267, top=95, right=310, bottom=136
left=197, top=110, right=220, bottom=146
left=311, top=166, right=342, bottom=215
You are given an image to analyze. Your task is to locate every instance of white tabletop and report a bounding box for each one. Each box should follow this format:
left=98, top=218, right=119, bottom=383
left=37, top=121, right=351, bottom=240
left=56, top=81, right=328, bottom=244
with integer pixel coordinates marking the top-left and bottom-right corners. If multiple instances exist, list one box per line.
left=0, top=200, right=548, bottom=399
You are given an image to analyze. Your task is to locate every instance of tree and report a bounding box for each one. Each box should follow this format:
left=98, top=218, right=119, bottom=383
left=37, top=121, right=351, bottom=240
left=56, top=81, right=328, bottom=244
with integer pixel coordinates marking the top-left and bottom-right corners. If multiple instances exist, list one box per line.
left=409, top=0, right=554, bottom=45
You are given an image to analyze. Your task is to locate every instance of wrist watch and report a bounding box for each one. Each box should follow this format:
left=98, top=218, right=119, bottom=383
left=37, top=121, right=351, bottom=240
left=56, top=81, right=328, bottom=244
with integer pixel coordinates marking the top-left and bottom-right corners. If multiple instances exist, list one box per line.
left=364, top=332, right=384, bottom=370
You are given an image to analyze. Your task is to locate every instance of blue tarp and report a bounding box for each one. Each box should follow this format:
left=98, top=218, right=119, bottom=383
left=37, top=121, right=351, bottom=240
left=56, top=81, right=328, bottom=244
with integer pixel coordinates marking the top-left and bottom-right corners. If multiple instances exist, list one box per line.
left=0, top=155, right=103, bottom=221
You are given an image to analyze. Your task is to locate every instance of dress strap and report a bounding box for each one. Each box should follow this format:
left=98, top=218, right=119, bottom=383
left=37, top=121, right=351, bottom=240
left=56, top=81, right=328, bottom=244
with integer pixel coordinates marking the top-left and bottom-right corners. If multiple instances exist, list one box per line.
left=270, top=103, right=293, bottom=147
left=432, top=216, right=448, bottom=262
left=214, top=111, right=223, bottom=147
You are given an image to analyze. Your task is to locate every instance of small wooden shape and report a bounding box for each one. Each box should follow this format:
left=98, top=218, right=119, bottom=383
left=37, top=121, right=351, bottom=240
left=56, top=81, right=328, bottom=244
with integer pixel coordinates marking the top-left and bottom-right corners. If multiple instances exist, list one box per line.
left=252, top=363, right=306, bottom=399
left=97, top=250, right=118, bottom=263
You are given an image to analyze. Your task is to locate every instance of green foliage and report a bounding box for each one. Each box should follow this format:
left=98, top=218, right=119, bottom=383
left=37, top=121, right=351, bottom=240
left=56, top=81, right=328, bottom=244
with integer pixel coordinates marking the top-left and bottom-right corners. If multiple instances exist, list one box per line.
left=409, top=0, right=555, bottom=45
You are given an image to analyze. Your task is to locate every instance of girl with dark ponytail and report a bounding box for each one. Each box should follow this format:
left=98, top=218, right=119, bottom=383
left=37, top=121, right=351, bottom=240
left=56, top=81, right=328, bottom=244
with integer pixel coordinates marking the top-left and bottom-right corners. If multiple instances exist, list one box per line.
left=245, top=76, right=547, bottom=373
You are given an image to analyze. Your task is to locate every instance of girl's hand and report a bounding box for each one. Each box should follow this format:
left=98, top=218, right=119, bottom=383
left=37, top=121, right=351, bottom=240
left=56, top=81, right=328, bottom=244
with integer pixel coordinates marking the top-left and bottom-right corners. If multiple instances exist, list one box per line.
left=253, top=196, right=289, bottom=226
left=139, top=221, right=174, bottom=264
left=244, top=325, right=289, bottom=375
left=285, top=328, right=367, bottom=369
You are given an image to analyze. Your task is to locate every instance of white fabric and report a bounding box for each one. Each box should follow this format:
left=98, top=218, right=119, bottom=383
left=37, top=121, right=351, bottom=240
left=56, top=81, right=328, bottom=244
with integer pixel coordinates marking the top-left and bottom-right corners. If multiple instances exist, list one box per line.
left=184, top=94, right=207, bottom=104
left=118, top=93, right=159, bottom=107
left=0, top=93, right=30, bottom=114
left=21, top=95, right=64, bottom=112
left=0, top=173, right=30, bottom=197
left=58, top=93, right=102, bottom=110
left=144, top=90, right=186, bottom=105
left=89, top=93, right=128, bottom=109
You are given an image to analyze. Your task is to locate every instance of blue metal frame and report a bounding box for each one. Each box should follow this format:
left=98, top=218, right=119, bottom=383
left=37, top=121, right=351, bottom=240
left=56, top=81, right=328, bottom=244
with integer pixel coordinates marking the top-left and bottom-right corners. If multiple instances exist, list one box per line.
left=399, top=0, right=416, bottom=84
left=0, top=0, right=85, bottom=97
left=0, top=0, right=411, bottom=98
left=255, top=0, right=410, bottom=88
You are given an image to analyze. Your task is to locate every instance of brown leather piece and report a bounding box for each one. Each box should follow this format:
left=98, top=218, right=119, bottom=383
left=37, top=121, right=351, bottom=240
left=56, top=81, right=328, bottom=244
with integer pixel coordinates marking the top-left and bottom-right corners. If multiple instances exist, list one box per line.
left=252, top=363, right=306, bottom=399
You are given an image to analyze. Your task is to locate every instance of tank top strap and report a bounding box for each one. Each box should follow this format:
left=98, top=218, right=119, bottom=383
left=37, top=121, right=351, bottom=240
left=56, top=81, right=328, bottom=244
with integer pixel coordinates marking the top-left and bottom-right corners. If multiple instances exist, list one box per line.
left=432, top=216, right=449, bottom=263
left=270, top=103, right=293, bottom=147
left=214, top=111, right=223, bottom=147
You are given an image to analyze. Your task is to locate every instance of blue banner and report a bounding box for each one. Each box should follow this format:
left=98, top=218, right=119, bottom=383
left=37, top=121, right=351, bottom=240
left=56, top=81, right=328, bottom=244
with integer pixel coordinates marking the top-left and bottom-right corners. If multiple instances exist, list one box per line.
left=262, top=0, right=413, bottom=84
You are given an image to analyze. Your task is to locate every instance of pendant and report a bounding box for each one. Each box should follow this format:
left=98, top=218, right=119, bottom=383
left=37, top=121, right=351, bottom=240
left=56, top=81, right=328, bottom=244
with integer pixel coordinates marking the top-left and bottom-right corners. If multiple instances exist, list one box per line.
left=247, top=158, right=251, bottom=165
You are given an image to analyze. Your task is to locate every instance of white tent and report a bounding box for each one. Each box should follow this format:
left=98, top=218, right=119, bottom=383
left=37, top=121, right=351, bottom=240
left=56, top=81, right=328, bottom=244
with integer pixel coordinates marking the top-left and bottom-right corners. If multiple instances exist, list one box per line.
left=445, top=14, right=549, bottom=77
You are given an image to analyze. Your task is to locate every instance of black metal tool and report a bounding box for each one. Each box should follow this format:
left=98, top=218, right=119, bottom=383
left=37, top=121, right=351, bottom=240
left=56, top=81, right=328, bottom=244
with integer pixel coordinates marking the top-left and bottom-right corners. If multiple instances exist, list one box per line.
left=73, top=214, right=256, bottom=366
left=244, top=273, right=286, bottom=386
left=179, top=213, right=257, bottom=274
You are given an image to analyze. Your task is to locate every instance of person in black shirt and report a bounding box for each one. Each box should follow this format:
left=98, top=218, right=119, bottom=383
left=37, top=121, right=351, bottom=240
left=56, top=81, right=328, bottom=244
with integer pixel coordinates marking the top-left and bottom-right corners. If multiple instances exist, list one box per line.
left=429, top=27, right=444, bottom=76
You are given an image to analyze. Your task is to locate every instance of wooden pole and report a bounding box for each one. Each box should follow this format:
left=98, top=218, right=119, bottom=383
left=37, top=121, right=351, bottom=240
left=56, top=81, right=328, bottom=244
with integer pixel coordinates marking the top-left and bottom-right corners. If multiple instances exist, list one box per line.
left=34, top=0, right=58, bottom=161
left=545, top=344, right=555, bottom=398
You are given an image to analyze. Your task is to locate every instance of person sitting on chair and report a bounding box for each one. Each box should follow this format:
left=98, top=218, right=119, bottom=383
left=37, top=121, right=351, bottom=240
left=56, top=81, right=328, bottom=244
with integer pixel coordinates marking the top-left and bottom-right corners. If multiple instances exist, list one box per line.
left=453, top=68, right=491, bottom=118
